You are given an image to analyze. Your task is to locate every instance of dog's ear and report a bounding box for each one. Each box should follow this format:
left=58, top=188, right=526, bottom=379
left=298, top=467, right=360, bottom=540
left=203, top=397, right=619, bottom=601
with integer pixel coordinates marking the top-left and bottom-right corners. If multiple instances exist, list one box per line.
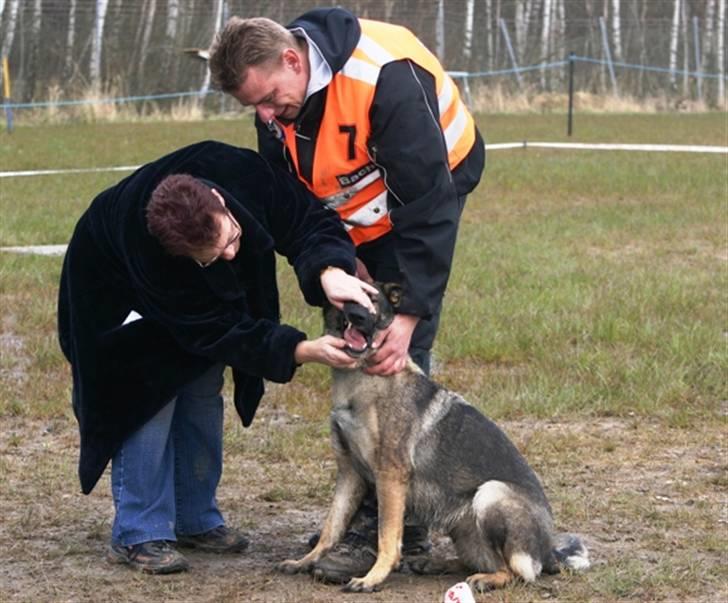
left=379, top=283, right=403, bottom=308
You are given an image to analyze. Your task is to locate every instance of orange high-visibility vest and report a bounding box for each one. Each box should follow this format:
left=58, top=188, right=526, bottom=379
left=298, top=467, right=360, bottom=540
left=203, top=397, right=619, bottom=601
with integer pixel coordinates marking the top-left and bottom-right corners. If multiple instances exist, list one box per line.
left=279, top=19, right=476, bottom=246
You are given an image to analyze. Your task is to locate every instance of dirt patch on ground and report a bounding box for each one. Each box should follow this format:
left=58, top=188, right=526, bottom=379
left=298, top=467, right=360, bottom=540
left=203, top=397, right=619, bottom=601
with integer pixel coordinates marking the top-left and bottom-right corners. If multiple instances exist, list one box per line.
left=0, top=408, right=725, bottom=602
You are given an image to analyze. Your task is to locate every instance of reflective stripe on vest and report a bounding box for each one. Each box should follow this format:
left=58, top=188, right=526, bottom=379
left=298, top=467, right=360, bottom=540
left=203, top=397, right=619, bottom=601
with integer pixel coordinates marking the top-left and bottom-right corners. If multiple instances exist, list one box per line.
left=279, top=19, right=476, bottom=246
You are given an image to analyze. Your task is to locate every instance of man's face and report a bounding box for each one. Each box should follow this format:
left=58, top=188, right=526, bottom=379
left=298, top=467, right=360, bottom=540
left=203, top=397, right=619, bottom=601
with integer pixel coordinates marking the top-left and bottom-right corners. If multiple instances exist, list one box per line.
left=233, top=49, right=308, bottom=123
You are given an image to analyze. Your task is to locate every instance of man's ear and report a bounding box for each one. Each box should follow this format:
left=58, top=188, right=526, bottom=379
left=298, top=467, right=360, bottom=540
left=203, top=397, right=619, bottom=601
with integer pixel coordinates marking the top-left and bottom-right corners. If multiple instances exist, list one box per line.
left=282, top=48, right=301, bottom=72
left=380, top=283, right=402, bottom=308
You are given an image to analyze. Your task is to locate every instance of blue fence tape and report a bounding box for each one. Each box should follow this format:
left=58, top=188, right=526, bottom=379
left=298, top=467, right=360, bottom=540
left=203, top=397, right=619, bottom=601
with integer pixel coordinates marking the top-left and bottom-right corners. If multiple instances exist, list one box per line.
left=2, top=55, right=725, bottom=110
left=570, top=55, right=725, bottom=80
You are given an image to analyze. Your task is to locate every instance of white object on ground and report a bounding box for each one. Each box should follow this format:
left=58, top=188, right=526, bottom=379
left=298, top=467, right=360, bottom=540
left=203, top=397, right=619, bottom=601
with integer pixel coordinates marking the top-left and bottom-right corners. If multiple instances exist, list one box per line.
left=443, top=581, right=476, bottom=603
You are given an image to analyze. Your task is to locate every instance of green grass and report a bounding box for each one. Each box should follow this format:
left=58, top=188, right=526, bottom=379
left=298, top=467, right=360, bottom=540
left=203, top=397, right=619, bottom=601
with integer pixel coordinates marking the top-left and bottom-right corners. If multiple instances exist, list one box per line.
left=0, top=112, right=726, bottom=601
left=1, top=113, right=726, bottom=425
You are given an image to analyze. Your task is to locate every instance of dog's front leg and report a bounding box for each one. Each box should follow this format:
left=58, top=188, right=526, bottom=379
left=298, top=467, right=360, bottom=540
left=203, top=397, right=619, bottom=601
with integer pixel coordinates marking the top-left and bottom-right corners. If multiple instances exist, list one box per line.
left=344, top=470, right=407, bottom=592
left=278, top=459, right=367, bottom=574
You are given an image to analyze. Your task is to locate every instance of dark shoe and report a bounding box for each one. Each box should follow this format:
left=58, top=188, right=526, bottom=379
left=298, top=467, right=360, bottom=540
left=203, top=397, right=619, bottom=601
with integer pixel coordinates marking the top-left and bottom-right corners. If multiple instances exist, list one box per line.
left=402, top=524, right=433, bottom=556
left=312, top=531, right=378, bottom=584
left=176, top=525, right=249, bottom=553
left=311, top=523, right=432, bottom=583
left=107, top=540, right=189, bottom=574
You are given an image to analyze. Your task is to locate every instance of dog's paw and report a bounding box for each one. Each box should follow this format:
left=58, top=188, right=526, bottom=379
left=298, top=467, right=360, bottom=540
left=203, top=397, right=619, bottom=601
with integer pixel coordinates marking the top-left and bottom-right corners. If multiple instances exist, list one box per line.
left=277, top=559, right=311, bottom=575
left=342, top=577, right=382, bottom=593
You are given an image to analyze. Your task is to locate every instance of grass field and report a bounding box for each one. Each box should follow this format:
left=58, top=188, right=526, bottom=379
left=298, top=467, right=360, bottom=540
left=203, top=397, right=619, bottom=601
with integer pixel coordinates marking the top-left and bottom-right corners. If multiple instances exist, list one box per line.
left=0, top=113, right=726, bottom=602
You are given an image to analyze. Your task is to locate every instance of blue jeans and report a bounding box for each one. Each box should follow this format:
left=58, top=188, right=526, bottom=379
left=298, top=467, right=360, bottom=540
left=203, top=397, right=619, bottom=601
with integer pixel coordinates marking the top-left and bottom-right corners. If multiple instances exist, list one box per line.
left=110, top=363, right=226, bottom=546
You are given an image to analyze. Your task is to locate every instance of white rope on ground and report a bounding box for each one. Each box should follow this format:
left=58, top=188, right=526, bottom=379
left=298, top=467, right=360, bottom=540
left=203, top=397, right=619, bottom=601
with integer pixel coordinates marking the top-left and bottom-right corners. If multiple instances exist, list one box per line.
left=0, top=165, right=140, bottom=178
left=486, top=142, right=728, bottom=152
left=0, top=143, right=725, bottom=179
left=524, top=142, right=728, bottom=153
left=0, top=245, right=68, bottom=255
left=1, top=141, right=725, bottom=257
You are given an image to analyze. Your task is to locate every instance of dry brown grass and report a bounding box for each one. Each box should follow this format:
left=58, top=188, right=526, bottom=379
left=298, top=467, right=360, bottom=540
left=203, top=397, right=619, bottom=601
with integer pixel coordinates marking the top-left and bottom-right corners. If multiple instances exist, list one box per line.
left=467, top=82, right=713, bottom=114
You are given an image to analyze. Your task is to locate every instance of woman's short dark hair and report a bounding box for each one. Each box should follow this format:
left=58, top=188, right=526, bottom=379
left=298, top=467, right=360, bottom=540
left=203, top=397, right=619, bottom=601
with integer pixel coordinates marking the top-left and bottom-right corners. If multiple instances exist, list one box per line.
left=146, top=174, right=225, bottom=257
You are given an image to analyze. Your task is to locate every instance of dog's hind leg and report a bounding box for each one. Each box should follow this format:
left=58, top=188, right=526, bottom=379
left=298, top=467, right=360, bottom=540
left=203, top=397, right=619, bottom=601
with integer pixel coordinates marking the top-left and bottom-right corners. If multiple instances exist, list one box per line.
left=278, top=458, right=367, bottom=574
left=344, top=470, right=408, bottom=593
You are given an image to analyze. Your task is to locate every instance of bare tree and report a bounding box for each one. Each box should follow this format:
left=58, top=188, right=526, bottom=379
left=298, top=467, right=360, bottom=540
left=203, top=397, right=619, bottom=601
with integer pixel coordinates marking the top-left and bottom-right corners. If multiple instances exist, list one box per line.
left=555, top=0, right=566, bottom=81
left=464, top=0, right=475, bottom=61
left=90, top=0, right=110, bottom=89
left=137, top=0, right=158, bottom=88
left=163, top=0, right=180, bottom=90
left=383, top=0, right=395, bottom=22
left=669, top=0, right=681, bottom=89
left=611, top=0, right=623, bottom=61
left=514, top=0, right=528, bottom=60
left=485, top=0, right=494, bottom=71
left=436, top=0, right=445, bottom=62
left=64, top=0, right=78, bottom=80
left=540, top=0, right=553, bottom=88
left=104, top=0, right=125, bottom=81
left=718, top=0, right=725, bottom=104
left=1, top=0, right=19, bottom=59
left=200, top=0, right=225, bottom=94
left=27, top=0, right=42, bottom=98
left=702, top=0, right=716, bottom=74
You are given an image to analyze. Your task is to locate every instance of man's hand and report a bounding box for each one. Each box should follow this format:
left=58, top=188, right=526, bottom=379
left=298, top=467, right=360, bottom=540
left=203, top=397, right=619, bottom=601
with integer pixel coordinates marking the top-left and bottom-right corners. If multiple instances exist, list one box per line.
left=364, top=313, right=419, bottom=376
left=320, top=267, right=378, bottom=312
left=294, top=336, right=359, bottom=369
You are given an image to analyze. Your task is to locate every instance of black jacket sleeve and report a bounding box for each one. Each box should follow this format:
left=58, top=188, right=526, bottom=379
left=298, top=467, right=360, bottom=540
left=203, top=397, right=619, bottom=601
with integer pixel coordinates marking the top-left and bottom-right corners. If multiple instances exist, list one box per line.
left=368, top=60, right=462, bottom=319
left=261, top=160, right=358, bottom=306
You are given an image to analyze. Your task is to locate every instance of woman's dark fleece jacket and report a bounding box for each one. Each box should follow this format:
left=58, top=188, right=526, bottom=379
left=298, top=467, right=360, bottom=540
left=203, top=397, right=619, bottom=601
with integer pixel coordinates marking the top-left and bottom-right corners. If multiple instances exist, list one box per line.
left=58, top=140, right=356, bottom=494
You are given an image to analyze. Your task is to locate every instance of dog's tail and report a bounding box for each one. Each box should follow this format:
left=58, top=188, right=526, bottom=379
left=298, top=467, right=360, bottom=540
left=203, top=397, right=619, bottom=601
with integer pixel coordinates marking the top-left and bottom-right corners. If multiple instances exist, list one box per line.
left=552, top=533, right=590, bottom=571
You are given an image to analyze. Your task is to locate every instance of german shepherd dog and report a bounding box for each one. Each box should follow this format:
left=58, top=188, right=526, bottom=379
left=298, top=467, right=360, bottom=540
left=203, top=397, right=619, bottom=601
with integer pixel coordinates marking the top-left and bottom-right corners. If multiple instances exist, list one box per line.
left=278, top=284, right=589, bottom=593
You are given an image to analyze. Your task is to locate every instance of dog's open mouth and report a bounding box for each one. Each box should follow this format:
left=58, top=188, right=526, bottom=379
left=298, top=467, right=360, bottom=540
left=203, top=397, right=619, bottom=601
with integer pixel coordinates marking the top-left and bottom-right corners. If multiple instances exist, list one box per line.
left=341, top=302, right=377, bottom=358
left=343, top=321, right=371, bottom=357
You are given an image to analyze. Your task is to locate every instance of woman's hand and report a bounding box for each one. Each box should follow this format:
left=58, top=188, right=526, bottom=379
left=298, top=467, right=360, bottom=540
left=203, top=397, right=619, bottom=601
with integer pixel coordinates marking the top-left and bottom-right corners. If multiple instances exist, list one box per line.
left=294, top=336, right=359, bottom=369
left=320, top=267, right=378, bottom=312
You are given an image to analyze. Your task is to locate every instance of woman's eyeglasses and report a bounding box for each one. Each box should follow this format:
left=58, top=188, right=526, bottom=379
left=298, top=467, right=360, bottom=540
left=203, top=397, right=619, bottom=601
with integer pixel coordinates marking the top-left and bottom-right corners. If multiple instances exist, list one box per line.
left=195, top=208, right=242, bottom=268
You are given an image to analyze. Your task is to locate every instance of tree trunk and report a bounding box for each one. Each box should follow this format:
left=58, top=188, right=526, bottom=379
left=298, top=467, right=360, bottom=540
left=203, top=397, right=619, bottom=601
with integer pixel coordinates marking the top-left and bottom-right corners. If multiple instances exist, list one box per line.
left=436, top=0, right=445, bottom=62
left=464, top=0, right=475, bottom=62
left=611, top=0, right=623, bottom=61
left=718, top=0, right=725, bottom=103
left=515, top=0, right=527, bottom=60
left=383, top=0, right=395, bottom=22
left=199, top=0, right=225, bottom=94
left=137, top=0, right=158, bottom=93
left=1, top=0, right=20, bottom=60
left=163, top=0, right=180, bottom=92
left=669, top=0, right=681, bottom=89
left=555, top=0, right=566, bottom=81
left=485, top=0, right=494, bottom=71
left=90, top=0, right=110, bottom=89
left=541, top=0, right=553, bottom=88
left=702, top=0, right=715, bottom=73
left=27, top=0, right=42, bottom=99
left=680, top=0, right=689, bottom=96
left=64, top=0, right=77, bottom=80
left=638, top=0, right=648, bottom=96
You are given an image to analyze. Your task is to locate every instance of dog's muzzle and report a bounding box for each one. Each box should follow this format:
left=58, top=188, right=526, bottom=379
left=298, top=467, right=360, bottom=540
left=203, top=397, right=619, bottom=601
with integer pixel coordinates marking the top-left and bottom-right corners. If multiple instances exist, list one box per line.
left=341, top=302, right=377, bottom=357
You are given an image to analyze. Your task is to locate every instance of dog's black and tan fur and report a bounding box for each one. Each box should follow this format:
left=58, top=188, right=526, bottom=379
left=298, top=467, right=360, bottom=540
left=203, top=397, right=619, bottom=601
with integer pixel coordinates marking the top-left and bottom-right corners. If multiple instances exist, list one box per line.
left=279, top=284, right=589, bottom=592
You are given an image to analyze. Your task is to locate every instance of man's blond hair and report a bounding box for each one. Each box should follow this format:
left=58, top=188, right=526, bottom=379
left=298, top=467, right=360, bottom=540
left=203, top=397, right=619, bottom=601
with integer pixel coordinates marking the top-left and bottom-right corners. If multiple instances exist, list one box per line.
left=209, top=17, right=296, bottom=93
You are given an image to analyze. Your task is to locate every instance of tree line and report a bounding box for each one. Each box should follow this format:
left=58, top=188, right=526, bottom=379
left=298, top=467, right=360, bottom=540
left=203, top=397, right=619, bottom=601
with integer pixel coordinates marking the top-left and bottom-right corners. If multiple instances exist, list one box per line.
left=1, top=0, right=725, bottom=106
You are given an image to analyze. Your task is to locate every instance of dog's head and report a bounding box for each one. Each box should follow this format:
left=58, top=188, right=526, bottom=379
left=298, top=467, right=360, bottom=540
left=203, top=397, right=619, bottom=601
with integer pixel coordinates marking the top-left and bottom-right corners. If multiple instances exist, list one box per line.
left=324, top=283, right=402, bottom=360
